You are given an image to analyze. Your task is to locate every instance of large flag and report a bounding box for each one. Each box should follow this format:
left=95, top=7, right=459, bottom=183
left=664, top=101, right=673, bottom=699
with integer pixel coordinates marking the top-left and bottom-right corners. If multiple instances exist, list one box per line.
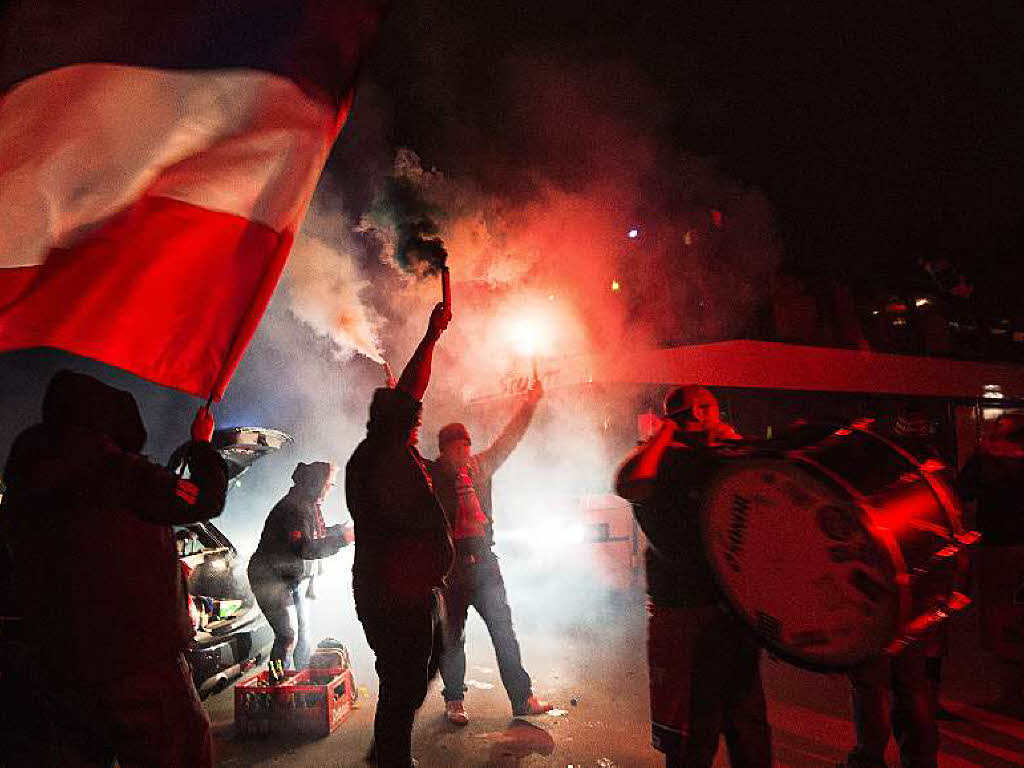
left=0, top=1, right=384, bottom=399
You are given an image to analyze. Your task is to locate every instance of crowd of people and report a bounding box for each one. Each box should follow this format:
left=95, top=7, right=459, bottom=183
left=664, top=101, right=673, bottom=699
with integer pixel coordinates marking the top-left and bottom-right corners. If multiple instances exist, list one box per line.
left=1, top=299, right=1022, bottom=768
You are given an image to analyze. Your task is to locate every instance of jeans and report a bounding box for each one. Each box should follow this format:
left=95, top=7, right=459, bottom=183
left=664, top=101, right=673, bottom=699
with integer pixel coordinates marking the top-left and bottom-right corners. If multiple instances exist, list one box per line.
left=439, top=550, right=532, bottom=711
left=251, top=576, right=311, bottom=670
left=846, top=640, right=937, bottom=768
left=356, top=587, right=442, bottom=768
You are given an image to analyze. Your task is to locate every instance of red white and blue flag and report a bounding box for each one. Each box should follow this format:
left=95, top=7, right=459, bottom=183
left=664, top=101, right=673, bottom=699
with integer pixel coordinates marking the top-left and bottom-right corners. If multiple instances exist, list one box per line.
left=0, top=1, right=384, bottom=398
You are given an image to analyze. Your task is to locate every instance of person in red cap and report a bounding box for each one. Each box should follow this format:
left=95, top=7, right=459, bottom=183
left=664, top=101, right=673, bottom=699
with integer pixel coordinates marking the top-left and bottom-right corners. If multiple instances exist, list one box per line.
left=615, top=384, right=769, bottom=768
left=427, top=376, right=550, bottom=725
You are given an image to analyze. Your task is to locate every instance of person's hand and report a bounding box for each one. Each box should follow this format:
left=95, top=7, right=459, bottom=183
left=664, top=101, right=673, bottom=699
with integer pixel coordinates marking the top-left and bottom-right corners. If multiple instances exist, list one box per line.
left=527, top=376, right=544, bottom=403
left=191, top=406, right=215, bottom=443
left=427, top=301, right=452, bottom=340
left=328, top=523, right=355, bottom=545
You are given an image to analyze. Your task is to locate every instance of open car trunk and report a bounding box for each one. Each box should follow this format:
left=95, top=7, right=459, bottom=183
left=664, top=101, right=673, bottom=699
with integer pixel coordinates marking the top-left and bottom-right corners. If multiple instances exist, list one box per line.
left=176, top=426, right=292, bottom=697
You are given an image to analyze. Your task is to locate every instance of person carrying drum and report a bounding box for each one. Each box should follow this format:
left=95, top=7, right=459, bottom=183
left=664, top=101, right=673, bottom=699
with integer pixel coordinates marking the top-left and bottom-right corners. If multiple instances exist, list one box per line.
left=615, top=384, right=770, bottom=768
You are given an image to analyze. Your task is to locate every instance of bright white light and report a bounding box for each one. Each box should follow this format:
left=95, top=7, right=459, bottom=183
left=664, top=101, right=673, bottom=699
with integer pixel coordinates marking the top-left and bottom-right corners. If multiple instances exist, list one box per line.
left=506, top=316, right=547, bottom=357
left=915, top=298, right=930, bottom=307
left=500, top=300, right=564, bottom=358
left=627, top=228, right=639, bottom=238
left=983, top=384, right=1005, bottom=400
left=611, top=280, right=621, bottom=292
left=531, top=521, right=586, bottom=550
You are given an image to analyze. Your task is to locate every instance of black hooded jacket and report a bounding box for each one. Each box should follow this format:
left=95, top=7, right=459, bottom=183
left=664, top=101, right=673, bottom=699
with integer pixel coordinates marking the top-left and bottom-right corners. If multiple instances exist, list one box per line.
left=0, top=371, right=228, bottom=675
left=249, top=487, right=346, bottom=587
left=345, top=388, right=453, bottom=600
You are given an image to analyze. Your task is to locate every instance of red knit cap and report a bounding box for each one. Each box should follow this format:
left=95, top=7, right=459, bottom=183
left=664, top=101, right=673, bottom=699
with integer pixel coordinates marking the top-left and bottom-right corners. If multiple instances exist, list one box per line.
left=438, top=422, right=471, bottom=451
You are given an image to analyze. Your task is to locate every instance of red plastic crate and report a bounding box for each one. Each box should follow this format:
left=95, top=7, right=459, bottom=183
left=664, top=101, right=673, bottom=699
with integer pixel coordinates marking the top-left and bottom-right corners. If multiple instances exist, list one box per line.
left=234, top=669, right=300, bottom=738
left=274, top=668, right=355, bottom=737
left=233, top=667, right=354, bottom=738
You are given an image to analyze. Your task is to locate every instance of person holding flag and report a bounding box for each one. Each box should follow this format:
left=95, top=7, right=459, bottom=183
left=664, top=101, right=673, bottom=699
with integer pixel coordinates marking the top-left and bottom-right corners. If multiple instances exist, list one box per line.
left=1, top=370, right=228, bottom=767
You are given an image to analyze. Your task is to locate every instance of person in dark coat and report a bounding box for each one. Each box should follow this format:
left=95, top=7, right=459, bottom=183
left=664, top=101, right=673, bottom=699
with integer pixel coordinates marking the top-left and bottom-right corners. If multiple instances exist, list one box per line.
left=959, top=412, right=1024, bottom=718
left=346, top=302, right=453, bottom=768
left=247, top=460, right=350, bottom=670
left=426, top=377, right=551, bottom=724
left=615, top=384, right=769, bottom=768
left=0, top=370, right=227, bottom=768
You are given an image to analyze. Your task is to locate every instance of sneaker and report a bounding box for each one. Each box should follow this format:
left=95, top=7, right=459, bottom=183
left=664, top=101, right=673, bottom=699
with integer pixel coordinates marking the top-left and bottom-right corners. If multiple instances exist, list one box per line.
left=513, top=695, right=553, bottom=716
left=446, top=699, right=469, bottom=725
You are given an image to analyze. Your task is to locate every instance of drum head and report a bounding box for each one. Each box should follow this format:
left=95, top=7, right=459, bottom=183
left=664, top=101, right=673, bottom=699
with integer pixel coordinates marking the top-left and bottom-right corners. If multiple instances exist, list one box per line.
left=703, top=458, right=898, bottom=669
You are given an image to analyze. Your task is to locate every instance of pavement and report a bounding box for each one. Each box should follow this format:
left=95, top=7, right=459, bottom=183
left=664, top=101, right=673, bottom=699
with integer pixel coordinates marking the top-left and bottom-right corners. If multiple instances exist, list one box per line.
left=205, top=582, right=1024, bottom=768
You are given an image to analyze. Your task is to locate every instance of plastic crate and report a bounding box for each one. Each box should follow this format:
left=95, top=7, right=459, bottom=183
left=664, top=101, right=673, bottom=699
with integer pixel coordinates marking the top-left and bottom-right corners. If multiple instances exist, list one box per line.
left=274, top=668, right=355, bottom=737
left=233, top=667, right=355, bottom=738
left=234, top=669, right=300, bottom=738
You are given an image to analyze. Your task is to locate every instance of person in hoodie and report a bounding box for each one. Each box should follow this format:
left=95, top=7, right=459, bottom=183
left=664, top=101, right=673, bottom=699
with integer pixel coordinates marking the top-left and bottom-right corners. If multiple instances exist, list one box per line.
left=0, top=369, right=227, bottom=768
left=346, top=301, right=453, bottom=768
left=247, top=460, right=350, bottom=670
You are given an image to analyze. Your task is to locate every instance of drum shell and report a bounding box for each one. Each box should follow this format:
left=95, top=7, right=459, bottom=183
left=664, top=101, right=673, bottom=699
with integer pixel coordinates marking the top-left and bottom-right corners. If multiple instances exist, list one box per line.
left=701, top=425, right=965, bottom=671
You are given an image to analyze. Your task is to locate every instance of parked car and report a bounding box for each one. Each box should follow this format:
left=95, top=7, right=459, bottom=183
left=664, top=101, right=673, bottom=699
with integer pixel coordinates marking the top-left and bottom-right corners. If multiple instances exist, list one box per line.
left=175, top=426, right=292, bottom=697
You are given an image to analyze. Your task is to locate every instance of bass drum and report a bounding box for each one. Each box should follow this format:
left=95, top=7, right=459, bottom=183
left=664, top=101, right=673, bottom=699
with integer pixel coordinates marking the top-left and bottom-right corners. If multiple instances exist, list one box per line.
left=702, top=423, right=971, bottom=670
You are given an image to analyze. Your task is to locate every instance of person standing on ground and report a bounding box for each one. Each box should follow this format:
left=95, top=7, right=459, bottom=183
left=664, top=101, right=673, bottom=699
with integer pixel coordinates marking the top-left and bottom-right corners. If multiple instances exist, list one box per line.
left=1, top=370, right=227, bottom=768
left=248, top=460, right=351, bottom=670
left=427, top=375, right=551, bottom=725
left=615, top=384, right=770, bottom=768
left=959, top=412, right=1024, bottom=719
left=345, top=302, right=454, bottom=768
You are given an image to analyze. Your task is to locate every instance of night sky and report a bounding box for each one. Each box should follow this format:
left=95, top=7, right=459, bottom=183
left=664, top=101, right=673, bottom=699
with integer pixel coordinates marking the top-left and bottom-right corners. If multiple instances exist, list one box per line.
left=338, top=1, right=1022, bottom=304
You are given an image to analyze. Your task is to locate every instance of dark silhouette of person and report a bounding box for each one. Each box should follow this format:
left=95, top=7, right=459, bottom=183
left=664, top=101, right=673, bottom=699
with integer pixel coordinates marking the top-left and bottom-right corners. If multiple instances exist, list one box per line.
left=960, top=412, right=1024, bottom=718
left=345, top=302, right=453, bottom=768
left=247, top=460, right=350, bottom=670
left=837, top=408, right=946, bottom=768
left=0, top=370, right=227, bottom=767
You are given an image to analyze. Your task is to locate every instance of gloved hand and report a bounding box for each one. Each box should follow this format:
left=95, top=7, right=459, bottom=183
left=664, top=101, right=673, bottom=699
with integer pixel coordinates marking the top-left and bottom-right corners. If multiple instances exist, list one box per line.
left=191, top=405, right=215, bottom=443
